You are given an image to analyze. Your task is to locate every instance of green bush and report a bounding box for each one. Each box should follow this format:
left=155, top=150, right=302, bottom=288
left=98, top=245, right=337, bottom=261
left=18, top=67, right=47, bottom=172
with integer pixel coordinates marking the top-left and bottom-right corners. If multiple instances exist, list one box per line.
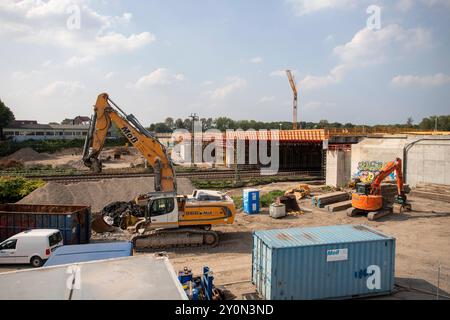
left=0, top=177, right=46, bottom=203
left=260, top=190, right=285, bottom=208
left=231, top=196, right=243, bottom=209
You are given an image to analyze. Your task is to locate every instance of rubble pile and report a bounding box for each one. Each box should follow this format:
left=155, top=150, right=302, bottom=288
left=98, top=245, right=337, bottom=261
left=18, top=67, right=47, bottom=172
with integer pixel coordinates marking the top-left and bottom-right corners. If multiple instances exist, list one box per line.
left=5, top=148, right=51, bottom=162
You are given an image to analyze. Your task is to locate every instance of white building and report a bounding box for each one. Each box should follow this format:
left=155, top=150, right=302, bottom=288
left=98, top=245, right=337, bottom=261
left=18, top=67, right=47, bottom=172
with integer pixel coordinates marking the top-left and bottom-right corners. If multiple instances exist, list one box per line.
left=4, top=120, right=115, bottom=142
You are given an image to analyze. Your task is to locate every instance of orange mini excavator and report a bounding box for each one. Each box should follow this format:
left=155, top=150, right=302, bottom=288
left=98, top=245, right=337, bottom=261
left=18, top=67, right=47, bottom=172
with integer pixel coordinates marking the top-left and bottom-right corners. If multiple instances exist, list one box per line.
left=347, top=158, right=412, bottom=221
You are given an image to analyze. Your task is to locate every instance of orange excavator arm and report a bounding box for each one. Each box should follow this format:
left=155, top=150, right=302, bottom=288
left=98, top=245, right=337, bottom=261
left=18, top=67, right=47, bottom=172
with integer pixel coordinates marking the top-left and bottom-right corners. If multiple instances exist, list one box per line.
left=82, top=93, right=176, bottom=192
left=370, top=158, right=404, bottom=198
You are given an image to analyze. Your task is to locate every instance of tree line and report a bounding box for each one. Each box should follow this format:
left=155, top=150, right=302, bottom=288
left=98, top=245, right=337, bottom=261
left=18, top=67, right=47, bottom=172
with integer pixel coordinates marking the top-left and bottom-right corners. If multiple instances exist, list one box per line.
left=148, top=116, right=450, bottom=133
left=1, top=98, right=450, bottom=138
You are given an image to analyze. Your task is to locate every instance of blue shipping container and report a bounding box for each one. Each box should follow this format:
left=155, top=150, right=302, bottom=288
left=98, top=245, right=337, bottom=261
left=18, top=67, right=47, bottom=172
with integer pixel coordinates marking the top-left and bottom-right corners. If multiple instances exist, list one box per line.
left=252, top=225, right=395, bottom=300
left=44, top=242, right=133, bottom=267
left=243, top=189, right=260, bottom=214
left=0, top=204, right=91, bottom=245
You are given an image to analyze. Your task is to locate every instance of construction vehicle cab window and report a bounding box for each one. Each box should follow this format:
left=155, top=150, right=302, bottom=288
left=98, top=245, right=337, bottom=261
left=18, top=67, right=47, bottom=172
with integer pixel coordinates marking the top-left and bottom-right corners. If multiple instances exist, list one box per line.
left=149, top=197, right=175, bottom=216
left=1, top=0, right=450, bottom=308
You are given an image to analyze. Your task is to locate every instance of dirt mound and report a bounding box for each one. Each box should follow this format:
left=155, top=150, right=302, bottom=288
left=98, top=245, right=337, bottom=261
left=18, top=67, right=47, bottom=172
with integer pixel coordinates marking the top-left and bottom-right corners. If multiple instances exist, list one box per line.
left=65, top=159, right=88, bottom=170
left=19, top=177, right=195, bottom=212
left=6, top=148, right=51, bottom=162
left=0, top=159, right=24, bottom=170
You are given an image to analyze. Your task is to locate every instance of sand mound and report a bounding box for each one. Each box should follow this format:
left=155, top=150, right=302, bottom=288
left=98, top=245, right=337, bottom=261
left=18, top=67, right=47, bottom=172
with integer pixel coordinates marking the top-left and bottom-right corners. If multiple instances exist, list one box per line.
left=19, top=177, right=195, bottom=212
left=6, top=148, right=51, bottom=162
left=65, top=159, right=88, bottom=170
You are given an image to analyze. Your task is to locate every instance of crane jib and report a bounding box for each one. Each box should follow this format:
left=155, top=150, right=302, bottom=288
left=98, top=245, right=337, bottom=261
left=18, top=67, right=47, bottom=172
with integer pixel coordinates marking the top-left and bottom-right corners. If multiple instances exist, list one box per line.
left=121, top=126, right=139, bottom=143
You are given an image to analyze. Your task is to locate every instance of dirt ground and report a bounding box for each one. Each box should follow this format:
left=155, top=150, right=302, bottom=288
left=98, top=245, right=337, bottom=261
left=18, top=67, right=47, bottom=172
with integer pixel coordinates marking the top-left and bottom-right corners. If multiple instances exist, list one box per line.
left=166, top=182, right=450, bottom=300
left=3, top=147, right=145, bottom=170
left=1, top=180, right=449, bottom=300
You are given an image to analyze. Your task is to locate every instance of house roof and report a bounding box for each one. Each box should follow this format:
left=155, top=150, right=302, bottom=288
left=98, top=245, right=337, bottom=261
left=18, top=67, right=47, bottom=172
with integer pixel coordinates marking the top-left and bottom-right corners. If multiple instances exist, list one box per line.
left=74, top=116, right=91, bottom=121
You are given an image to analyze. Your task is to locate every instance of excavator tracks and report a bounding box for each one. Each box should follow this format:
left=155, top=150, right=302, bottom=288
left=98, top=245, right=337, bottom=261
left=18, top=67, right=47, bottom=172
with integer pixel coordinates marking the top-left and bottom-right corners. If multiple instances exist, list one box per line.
left=131, top=228, right=220, bottom=251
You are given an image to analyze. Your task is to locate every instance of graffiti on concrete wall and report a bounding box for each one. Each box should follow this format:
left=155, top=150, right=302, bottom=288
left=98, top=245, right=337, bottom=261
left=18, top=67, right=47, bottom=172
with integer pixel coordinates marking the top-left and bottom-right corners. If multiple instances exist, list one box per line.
left=353, top=161, right=396, bottom=183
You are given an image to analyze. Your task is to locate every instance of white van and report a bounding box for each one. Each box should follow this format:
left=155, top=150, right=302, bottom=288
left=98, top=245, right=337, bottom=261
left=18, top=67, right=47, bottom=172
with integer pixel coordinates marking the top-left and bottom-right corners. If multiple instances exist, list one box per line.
left=0, top=229, right=64, bottom=268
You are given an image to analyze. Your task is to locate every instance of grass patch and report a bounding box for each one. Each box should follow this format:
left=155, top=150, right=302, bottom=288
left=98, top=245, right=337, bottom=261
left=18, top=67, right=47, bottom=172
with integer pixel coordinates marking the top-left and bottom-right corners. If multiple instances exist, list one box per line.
left=260, top=190, right=285, bottom=207
left=191, top=175, right=320, bottom=190
left=231, top=196, right=243, bottom=210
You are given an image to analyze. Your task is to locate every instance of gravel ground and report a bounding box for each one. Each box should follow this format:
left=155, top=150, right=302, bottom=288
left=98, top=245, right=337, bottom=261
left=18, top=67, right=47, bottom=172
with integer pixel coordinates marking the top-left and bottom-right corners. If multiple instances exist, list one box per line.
left=165, top=182, right=450, bottom=300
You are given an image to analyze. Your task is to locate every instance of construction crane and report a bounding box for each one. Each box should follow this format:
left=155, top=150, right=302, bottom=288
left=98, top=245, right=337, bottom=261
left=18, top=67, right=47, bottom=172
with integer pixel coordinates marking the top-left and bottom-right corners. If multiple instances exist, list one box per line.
left=347, top=158, right=411, bottom=221
left=286, top=70, right=299, bottom=130
left=82, top=93, right=236, bottom=249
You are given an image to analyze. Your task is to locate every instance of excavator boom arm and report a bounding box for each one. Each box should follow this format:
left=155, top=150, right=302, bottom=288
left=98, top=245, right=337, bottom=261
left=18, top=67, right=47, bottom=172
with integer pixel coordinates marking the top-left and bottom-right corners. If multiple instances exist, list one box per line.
left=370, top=158, right=404, bottom=197
left=83, top=93, right=176, bottom=192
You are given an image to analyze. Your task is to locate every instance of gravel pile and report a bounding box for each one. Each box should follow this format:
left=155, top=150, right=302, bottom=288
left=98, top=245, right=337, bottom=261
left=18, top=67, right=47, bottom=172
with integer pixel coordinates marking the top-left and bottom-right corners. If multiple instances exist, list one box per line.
left=5, top=148, right=51, bottom=162
left=19, top=177, right=195, bottom=212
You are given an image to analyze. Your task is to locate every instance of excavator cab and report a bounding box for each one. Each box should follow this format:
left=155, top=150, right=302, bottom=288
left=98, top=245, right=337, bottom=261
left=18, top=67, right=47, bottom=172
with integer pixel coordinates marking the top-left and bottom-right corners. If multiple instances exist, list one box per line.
left=355, top=183, right=371, bottom=196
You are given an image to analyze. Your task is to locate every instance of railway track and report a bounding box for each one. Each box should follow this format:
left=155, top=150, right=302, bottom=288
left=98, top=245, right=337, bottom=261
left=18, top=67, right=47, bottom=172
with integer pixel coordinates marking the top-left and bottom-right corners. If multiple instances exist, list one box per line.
left=21, top=169, right=323, bottom=184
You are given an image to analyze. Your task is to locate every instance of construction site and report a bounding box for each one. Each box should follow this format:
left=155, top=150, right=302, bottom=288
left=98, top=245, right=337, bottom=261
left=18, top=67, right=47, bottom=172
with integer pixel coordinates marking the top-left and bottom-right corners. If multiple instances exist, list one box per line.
left=0, top=0, right=449, bottom=304
left=1, top=108, right=449, bottom=300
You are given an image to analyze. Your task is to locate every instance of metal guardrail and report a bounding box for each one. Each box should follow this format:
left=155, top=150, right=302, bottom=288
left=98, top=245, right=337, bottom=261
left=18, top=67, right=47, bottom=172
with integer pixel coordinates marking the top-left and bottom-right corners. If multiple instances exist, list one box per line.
left=325, top=128, right=450, bottom=137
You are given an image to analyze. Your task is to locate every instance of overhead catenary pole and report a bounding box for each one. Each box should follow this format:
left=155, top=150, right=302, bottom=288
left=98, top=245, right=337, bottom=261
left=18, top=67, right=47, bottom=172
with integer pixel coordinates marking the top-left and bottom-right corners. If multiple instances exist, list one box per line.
left=189, top=113, right=199, bottom=167
left=286, top=70, right=300, bottom=130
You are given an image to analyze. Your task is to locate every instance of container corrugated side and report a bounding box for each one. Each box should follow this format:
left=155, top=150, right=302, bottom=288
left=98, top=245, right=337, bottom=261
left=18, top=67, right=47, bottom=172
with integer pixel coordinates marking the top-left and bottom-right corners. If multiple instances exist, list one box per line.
left=0, top=204, right=91, bottom=244
left=252, top=225, right=395, bottom=300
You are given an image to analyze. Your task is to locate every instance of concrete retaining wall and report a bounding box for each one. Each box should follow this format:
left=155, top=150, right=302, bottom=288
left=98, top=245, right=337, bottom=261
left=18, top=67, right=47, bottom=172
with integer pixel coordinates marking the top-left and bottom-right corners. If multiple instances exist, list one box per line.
left=326, top=149, right=351, bottom=187
left=406, top=139, right=450, bottom=186
left=351, top=137, right=407, bottom=183
left=349, top=136, right=450, bottom=187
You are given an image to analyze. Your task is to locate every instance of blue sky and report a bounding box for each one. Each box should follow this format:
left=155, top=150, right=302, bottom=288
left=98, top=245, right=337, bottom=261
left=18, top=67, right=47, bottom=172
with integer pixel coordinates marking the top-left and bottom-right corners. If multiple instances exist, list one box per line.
left=0, top=0, right=449, bottom=126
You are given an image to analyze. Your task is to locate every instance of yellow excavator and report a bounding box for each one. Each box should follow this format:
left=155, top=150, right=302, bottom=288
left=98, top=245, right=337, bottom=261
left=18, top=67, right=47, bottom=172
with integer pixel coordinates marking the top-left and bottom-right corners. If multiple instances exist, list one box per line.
left=82, top=93, right=236, bottom=249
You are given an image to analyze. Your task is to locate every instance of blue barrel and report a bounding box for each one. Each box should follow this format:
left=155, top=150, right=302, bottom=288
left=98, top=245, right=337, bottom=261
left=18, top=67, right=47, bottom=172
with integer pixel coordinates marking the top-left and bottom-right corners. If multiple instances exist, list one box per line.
left=243, top=189, right=260, bottom=214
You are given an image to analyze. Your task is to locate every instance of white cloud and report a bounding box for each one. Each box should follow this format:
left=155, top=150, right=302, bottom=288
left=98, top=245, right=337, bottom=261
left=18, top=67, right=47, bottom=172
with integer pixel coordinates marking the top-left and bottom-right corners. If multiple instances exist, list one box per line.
left=270, top=69, right=298, bottom=77
left=66, top=55, right=95, bottom=67
left=133, top=68, right=185, bottom=88
left=300, top=24, right=432, bottom=91
left=397, top=0, right=415, bottom=11
left=324, top=34, right=334, bottom=43
left=300, top=65, right=347, bottom=90
left=287, top=0, right=358, bottom=16
left=250, top=56, right=263, bottom=64
left=208, top=77, right=247, bottom=100
left=391, top=73, right=450, bottom=87
left=0, top=0, right=155, bottom=58
left=259, top=96, right=276, bottom=103
left=37, top=81, right=85, bottom=97
left=11, top=70, right=43, bottom=80
left=270, top=70, right=286, bottom=77
left=334, top=25, right=432, bottom=66
left=202, top=80, right=214, bottom=86
left=105, top=72, right=116, bottom=80
left=397, top=0, right=450, bottom=11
